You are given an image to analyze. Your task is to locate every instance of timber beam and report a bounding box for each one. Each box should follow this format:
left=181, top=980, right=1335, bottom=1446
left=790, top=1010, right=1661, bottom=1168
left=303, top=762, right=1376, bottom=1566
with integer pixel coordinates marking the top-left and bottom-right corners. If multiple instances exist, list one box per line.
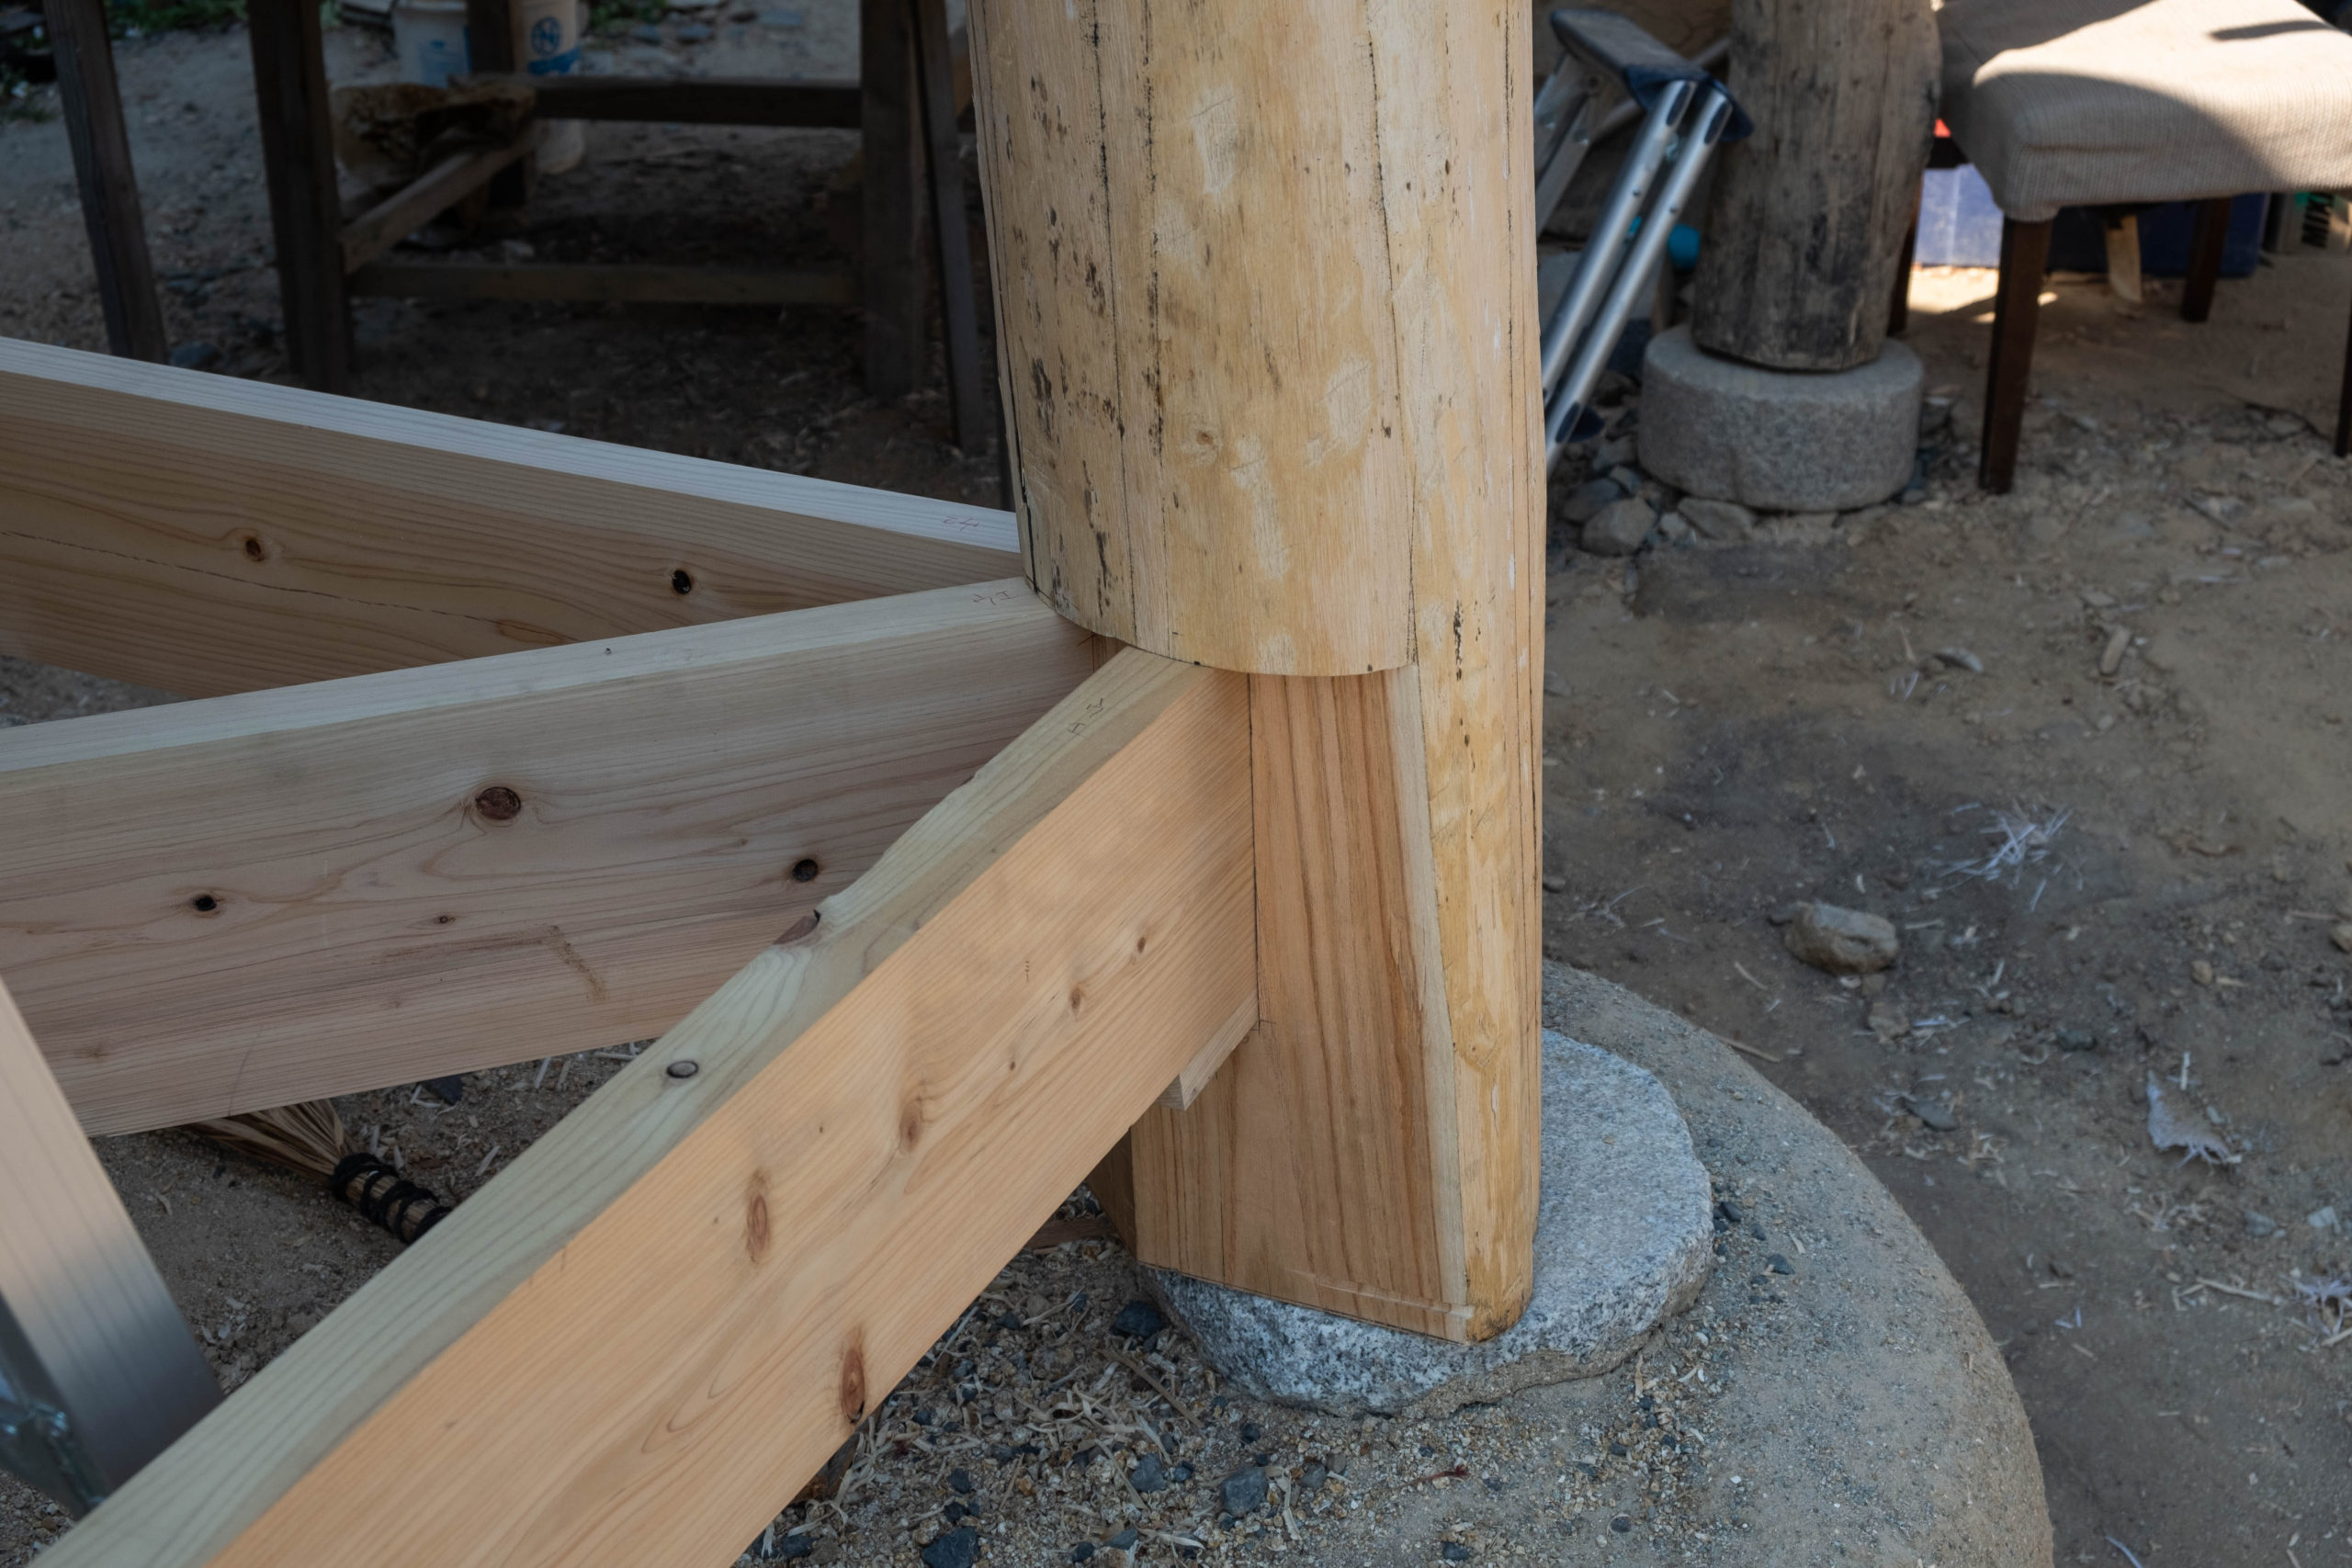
left=0, top=338, right=1019, bottom=699
left=0, top=581, right=1094, bottom=1136
left=35, top=649, right=1255, bottom=1568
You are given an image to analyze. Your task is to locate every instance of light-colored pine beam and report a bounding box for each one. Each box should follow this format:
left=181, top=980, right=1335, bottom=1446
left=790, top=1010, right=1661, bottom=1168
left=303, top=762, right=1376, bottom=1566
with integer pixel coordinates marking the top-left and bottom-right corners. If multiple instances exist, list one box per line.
left=0, top=581, right=1094, bottom=1135
left=0, top=976, right=220, bottom=1509
left=40, top=649, right=1254, bottom=1568
left=0, top=338, right=1020, bottom=699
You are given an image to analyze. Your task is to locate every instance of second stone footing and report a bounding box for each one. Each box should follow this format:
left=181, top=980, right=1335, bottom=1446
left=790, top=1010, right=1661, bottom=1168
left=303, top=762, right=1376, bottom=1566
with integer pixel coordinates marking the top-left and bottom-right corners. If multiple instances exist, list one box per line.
left=1638, top=325, right=1923, bottom=513
left=1147, top=1032, right=1715, bottom=1418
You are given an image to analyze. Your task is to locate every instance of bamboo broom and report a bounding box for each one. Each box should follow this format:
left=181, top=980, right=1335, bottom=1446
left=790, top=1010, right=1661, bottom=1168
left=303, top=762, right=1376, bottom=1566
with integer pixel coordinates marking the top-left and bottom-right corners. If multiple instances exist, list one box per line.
left=187, top=1100, right=455, bottom=1245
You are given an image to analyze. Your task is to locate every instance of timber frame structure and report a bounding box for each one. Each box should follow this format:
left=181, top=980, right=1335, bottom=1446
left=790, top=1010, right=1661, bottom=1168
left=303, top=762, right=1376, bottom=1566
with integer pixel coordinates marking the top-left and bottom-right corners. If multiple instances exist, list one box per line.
left=0, top=2, right=1542, bottom=1562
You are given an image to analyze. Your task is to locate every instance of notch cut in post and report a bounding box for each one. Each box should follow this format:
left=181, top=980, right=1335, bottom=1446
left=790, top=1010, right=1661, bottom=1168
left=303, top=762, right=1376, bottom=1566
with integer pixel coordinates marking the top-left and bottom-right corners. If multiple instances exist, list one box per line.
left=968, top=0, right=1543, bottom=1340
left=39, top=649, right=1255, bottom=1568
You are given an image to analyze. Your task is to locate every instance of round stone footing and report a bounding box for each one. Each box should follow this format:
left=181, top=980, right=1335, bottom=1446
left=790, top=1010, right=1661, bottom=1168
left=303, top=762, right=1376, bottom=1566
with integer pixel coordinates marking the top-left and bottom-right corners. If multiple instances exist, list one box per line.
left=1637, top=325, right=1923, bottom=512
left=1148, top=1032, right=1714, bottom=1418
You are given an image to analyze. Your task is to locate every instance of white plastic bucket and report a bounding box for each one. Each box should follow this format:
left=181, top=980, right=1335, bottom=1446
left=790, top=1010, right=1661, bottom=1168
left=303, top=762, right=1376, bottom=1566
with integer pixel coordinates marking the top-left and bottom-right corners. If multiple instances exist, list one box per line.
left=514, top=0, right=585, bottom=173
left=390, top=0, right=585, bottom=173
left=390, top=0, right=470, bottom=88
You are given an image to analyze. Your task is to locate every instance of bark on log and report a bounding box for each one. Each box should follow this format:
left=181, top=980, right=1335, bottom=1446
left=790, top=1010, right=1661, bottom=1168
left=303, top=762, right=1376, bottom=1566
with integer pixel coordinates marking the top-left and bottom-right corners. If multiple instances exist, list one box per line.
left=1690, top=0, right=1939, bottom=371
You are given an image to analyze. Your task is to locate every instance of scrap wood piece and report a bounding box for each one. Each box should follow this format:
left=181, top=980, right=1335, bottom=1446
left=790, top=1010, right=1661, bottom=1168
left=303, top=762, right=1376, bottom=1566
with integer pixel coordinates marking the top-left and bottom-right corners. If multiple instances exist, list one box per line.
left=43, top=649, right=1255, bottom=1568
left=329, top=80, right=537, bottom=193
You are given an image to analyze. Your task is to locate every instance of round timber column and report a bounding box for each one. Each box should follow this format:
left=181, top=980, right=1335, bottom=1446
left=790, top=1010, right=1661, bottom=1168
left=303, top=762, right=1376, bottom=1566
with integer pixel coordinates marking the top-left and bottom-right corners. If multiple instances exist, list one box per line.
left=964, top=0, right=1539, bottom=677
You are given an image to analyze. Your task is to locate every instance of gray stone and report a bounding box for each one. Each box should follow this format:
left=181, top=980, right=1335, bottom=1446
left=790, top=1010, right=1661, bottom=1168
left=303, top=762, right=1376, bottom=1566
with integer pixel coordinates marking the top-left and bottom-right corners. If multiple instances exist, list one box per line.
left=1128, top=1452, right=1166, bottom=1492
left=1595, top=434, right=1638, bottom=469
left=1637, top=326, right=1922, bottom=512
left=1219, top=1467, right=1269, bottom=1515
left=1579, top=497, right=1655, bottom=557
left=1559, top=477, right=1621, bottom=524
left=1781, top=900, right=1899, bottom=974
left=1607, top=464, right=1645, bottom=495
left=1656, top=511, right=1693, bottom=545
left=1151, top=1032, right=1713, bottom=1416
left=1679, top=497, right=1755, bottom=540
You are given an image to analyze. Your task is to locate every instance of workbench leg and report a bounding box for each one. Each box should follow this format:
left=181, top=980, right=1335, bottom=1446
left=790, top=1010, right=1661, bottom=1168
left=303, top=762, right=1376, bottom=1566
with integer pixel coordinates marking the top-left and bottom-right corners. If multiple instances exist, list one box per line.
left=861, top=0, right=926, bottom=399
left=247, top=0, right=351, bottom=391
left=43, top=0, right=166, bottom=361
left=910, top=0, right=986, bottom=451
left=466, top=0, right=537, bottom=209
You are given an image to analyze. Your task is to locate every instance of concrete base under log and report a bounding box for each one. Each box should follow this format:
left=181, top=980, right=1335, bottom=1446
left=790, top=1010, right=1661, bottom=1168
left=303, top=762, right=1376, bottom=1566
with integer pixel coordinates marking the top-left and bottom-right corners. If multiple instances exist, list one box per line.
left=1638, top=326, right=1924, bottom=512
left=1151, top=963, right=2055, bottom=1567
left=1150, top=1031, right=1714, bottom=1419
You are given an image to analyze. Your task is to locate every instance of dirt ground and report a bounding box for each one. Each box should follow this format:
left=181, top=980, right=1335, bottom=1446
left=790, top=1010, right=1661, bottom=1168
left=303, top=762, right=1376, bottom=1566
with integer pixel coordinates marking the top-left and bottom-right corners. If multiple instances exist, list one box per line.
left=4, top=8, right=2351, bottom=1567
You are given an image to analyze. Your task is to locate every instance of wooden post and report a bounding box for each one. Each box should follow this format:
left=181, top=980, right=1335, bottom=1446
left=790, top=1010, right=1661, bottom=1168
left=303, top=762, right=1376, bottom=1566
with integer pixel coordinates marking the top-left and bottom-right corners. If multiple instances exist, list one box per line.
left=859, top=0, right=925, bottom=398
left=910, top=0, right=986, bottom=451
left=1689, top=0, right=1939, bottom=370
left=966, top=0, right=1542, bottom=1339
left=246, top=0, right=350, bottom=392
left=43, top=0, right=166, bottom=362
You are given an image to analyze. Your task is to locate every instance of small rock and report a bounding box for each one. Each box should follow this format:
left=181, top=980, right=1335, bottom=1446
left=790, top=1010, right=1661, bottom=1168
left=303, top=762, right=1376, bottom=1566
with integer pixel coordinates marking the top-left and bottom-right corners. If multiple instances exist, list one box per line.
left=2245, top=1212, right=2278, bottom=1238
left=2312, top=1206, right=2341, bottom=1231
left=920, top=1527, right=978, bottom=1568
left=1766, top=1252, right=1794, bottom=1275
left=1611, top=1516, right=1634, bottom=1533
left=2331, top=923, right=2352, bottom=954
left=1561, top=477, right=1622, bottom=524
left=1220, top=1466, right=1269, bottom=1516
left=946, top=1468, right=974, bottom=1495
left=1543, top=671, right=1569, bottom=697
left=1656, top=511, right=1694, bottom=545
left=1442, top=1544, right=1473, bottom=1562
left=2098, top=624, right=2132, bottom=678
left=1129, top=1453, right=1166, bottom=1493
left=424, top=1074, right=466, bottom=1104
left=1596, top=434, right=1638, bottom=469
left=1906, top=1097, right=1958, bottom=1132
left=2191, top=960, right=2216, bottom=987
left=1107, top=1529, right=1139, bottom=1551
left=167, top=341, right=220, bottom=370
left=2188, top=493, right=2244, bottom=526
left=1679, top=497, right=1755, bottom=539
left=1301, top=1461, right=1328, bottom=1493
left=1933, top=647, right=1984, bottom=674
left=1111, top=1300, right=1164, bottom=1340
left=2053, top=1027, right=2097, bottom=1052
left=1580, top=497, right=1656, bottom=557
left=1608, top=464, right=1645, bottom=495
left=1866, top=1001, right=1907, bottom=1040
left=1239, top=1421, right=1261, bottom=1443
left=1542, top=872, right=1568, bottom=892
left=1781, top=902, right=1899, bottom=975
left=1069, top=1546, right=1096, bottom=1563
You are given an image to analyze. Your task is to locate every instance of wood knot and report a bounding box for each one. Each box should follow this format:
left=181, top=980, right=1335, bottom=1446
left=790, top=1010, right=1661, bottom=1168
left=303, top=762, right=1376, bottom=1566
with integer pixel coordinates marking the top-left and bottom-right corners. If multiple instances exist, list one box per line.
left=744, top=1174, right=772, bottom=1264
left=837, top=1337, right=866, bottom=1425
left=898, top=1097, right=923, bottom=1155
left=474, top=785, right=522, bottom=821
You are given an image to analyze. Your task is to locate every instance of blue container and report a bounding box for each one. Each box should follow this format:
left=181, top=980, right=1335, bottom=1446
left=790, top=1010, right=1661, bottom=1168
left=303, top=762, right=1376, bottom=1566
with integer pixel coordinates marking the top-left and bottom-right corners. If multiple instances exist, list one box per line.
left=1914, top=166, right=2267, bottom=277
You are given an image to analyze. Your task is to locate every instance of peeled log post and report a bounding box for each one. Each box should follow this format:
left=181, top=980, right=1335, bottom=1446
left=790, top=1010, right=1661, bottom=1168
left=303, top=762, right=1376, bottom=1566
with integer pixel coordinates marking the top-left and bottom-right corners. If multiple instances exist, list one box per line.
left=966, top=0, right=1544, bottom=1338
left=1690, top=0, right=1939, bottom=370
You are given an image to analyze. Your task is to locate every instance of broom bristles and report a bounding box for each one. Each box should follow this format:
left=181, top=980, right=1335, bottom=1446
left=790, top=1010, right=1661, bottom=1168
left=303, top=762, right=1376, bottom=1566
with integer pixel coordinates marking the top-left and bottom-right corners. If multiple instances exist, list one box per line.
left=186, top=1100, right=348, bottom=1178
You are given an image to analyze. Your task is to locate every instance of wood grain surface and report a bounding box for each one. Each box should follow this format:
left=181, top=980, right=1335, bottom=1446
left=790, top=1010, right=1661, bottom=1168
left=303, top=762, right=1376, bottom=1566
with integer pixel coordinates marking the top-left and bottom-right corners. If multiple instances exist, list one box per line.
left=39, top=649, right=1252, bottom=1568
left=0, top=582, right=1093, bottom=1135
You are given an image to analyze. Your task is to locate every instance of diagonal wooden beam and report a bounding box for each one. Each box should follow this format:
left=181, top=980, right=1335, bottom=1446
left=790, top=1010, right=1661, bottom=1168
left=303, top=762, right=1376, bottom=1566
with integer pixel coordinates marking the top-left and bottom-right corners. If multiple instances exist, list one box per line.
left=0, top=581, right=1093, bottom=1135
left=40, top=648, right=1254, bottom=1568
left=0, top=339, right=1020, bottom=699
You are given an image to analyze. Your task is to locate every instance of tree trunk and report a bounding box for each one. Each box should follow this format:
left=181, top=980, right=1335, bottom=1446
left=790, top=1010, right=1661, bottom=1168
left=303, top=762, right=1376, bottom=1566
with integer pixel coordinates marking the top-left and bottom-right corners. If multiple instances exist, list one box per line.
left=1690, top=0, right=1939, bottom=371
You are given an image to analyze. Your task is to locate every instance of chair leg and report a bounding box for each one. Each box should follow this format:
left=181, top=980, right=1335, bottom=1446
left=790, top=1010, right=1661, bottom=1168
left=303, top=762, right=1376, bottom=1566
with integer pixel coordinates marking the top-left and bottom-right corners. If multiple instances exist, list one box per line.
left=2181, top=196, right=2231, bottom=324
left=1888, top=199, right=1918, bottom=337
left=2336, top=277, right=2352, bottom=459
left=1979, top=217, right=2050, bottom=494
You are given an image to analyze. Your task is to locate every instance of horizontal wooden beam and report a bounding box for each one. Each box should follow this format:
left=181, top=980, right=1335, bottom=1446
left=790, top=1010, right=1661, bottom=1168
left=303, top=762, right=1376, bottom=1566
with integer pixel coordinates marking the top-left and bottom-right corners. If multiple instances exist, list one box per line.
left=346, top=262, right=858, bottom=306
left=464, top=74, right=864, bottom=127
left=0, top=338, right=1019, bottom=698
left=0, top=976, right=220, bottom=1509
left=42, top=649, right=1255, bottom=1568
left=0, top=581, right=1094, bottom=1135
left=339, top=140, right=534, bottom=274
